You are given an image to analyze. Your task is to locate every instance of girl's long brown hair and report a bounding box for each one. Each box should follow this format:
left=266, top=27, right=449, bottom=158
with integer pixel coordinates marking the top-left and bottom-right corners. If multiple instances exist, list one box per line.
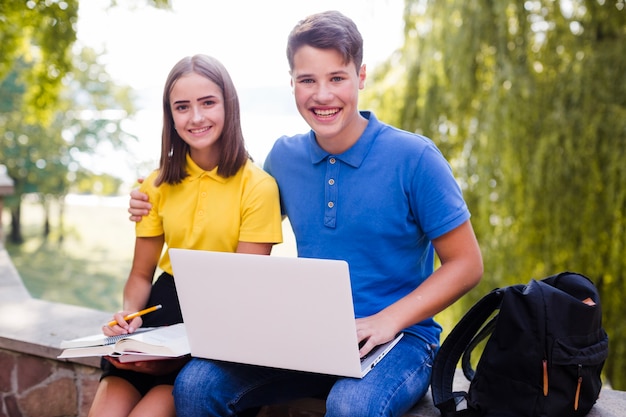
left=156, top=54, right=249, bottom=186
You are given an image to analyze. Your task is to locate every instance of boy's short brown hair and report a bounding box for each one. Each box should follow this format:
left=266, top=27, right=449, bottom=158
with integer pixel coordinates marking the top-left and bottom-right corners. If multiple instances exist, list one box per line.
left=286, top=10, right=364, bottom=74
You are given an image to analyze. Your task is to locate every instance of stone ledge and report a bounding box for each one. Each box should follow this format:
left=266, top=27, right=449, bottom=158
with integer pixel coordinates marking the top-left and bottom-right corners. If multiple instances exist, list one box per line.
left=0, top=246, right=30, bottom=302
left=0, top=244, right=110, bottom=368
left=0, top=297, right=109, bottom=369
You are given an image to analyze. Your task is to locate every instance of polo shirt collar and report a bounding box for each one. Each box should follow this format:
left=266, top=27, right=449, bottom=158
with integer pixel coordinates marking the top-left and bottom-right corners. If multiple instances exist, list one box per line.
left=308, top=111, right=381, bottom=168
left=185, top=153, right=225, bottom=183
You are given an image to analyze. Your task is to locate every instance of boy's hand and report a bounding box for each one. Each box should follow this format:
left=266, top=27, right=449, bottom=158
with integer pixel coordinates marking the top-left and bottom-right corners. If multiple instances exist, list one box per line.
left=128, top=178, right=151, bottom=222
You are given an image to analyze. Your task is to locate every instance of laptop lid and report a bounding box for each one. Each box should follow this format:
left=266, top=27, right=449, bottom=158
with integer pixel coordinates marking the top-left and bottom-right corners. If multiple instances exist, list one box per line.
left=169, top=248, right=401, bottom=378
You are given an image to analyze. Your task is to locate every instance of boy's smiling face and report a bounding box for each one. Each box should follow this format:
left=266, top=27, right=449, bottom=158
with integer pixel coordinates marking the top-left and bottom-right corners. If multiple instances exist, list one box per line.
left=290, top=45, right=367, bottom=154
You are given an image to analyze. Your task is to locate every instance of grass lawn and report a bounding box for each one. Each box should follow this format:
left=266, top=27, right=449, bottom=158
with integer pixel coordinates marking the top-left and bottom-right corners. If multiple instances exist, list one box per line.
left=4, top=196, right=136, bottom=312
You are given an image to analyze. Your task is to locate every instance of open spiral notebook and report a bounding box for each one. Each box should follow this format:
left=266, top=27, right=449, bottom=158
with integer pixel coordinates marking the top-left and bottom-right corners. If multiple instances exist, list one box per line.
left=57, top=323, right=190, bottom=363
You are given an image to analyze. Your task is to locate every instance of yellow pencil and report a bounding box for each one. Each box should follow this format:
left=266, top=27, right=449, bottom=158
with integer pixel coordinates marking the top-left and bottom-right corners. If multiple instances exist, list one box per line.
left=107, top=304, right=162, bottom=327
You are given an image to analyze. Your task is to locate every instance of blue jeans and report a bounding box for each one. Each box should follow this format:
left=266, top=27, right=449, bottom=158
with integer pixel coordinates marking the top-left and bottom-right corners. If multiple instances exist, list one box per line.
left=173, top=333, right=436, bottom=417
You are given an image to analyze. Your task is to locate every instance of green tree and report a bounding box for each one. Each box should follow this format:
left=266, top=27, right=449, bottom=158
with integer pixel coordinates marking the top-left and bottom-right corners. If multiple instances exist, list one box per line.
left=0, top=0, right=170, bottom=125
left=364, top=0, right=626, bottom=388
left=0, top=0, right=78, bottom=125
left=1, top=47, right=136, bottom=242
left=0, top=0, right=170, bottom=243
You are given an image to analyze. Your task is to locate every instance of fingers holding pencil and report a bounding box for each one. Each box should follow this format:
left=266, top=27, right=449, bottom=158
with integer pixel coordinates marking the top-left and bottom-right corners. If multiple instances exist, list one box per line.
left=107, top=304, right=162, bottom=327
left=104, top=305, right=163, bottom=336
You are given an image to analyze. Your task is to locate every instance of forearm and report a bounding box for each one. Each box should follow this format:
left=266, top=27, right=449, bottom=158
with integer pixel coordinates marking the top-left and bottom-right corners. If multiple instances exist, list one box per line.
left=379, top=220, right=483, bottom=334
left=122, top=235, right=163, bottom=312
left=381, top=259, right=482, bottom=334
left=236, top=241, right=273, bottom=255
left=122, top=274, right=154, bottom=312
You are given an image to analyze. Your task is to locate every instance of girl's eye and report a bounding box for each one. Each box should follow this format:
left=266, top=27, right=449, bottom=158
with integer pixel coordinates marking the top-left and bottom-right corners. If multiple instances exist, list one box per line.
left=174, top=104, right=188, bottom=111
left=203, top=99, right=216, bottom=106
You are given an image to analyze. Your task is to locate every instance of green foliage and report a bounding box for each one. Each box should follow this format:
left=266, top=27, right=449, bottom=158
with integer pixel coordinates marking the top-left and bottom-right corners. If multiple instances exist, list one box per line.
left=1, top=48, right=137, bottom=202
left=0, top=1, right=144, bottom=242
left=73, top=172, right=124, bottom=196
left=364, top=0, right=626, bottom=389
left=0, top=0, right=170, bottom=124
left=0, top=0, right=79, bottom=124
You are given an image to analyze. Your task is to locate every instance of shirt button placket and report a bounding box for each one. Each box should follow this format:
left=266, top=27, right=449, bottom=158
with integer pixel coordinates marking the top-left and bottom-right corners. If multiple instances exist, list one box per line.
left=324, top=157, right=338, bottom=228
left=195, top=176, right=209, bottom=231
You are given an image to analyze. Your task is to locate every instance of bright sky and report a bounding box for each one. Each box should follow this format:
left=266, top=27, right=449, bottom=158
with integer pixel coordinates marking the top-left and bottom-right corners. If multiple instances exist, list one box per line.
left=75, top=0, right=405, bottom=183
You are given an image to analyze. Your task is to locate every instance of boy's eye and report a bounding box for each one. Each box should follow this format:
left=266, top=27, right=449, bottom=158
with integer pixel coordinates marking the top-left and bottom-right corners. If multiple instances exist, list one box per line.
left=331, top=76, right=344, bottom=82
left=299, top=78, right=314, bottom=84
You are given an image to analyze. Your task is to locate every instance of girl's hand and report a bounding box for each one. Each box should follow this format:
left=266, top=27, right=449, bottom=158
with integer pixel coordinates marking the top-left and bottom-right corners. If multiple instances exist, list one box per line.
left=102, top=311, right=144, bottom=336
left=104, top=356, right=190, bottom=375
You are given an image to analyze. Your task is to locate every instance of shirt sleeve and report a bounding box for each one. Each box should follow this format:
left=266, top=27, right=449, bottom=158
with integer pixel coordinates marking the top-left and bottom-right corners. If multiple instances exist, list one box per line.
left=412, top=143, right=470, bottom=240
left=135, top=171, right=165, bottom=238
left=238, top=168, right=283, bottom=244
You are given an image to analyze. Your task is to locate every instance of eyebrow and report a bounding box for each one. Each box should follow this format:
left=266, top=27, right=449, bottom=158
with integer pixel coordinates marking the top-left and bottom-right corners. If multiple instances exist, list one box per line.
left=172, top=95, right=217, bottom=105
left=295, top=70, right=348, bottom=80
left=196, top=95, right=216, bottom=102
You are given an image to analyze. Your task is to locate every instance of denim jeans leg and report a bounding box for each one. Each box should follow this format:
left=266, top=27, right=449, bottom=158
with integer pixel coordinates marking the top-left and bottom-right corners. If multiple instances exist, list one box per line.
left=325, top=334, right=436, bottom=417
left=173, top=357, right=337, bottom=416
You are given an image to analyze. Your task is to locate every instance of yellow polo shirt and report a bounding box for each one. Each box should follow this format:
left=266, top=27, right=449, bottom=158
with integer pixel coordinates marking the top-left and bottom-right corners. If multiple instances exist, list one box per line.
left=137, top=155, right=283, bottom=275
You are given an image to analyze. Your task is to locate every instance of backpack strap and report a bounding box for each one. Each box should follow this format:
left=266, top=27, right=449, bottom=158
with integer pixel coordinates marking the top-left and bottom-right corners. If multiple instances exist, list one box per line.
left=461, top=315, right=497, bottom=381
left=431, top=287, right=506, bottom=416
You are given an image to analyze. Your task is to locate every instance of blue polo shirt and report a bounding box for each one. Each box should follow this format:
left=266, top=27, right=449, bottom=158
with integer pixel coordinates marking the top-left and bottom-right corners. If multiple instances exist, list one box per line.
left=264, top=111, right=470, bottom=344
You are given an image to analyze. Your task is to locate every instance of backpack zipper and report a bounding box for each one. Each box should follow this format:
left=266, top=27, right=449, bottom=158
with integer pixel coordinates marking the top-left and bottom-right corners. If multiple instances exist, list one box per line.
left=575, top=364, right=582, bottom=411
left=542, top=359, right=549, bottom=396
left=545, top=359, right=583, bottom=410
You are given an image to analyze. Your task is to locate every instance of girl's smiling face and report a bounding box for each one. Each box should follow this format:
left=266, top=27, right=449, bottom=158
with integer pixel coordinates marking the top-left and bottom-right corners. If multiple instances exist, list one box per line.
left=170, top=72, right=225, bottom=170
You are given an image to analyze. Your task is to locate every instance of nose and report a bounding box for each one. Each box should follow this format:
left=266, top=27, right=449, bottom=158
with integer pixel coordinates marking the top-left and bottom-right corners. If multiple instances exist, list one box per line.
left=191, top=106, right=204, bottom=123
left=313, top=82, right=333, bottom=103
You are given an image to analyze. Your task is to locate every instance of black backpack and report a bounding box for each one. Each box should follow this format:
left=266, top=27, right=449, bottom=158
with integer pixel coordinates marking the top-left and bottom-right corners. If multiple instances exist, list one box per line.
left=431, top=271, right=609, bottom=417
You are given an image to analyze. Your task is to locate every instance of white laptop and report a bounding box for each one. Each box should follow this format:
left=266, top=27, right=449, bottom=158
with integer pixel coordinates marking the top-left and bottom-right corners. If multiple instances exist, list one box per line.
left=169, top=248, right=403, bottom=378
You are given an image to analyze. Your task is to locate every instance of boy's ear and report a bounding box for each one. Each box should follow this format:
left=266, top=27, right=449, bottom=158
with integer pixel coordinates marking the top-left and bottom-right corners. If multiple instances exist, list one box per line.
left=359, top=64, right=367, bottom=89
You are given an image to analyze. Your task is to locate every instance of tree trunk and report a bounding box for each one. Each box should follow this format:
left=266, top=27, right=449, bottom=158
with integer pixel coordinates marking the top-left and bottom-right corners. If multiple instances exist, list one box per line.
left=43, top=197, right=50, bottom=237
left=58, top=197, right=65, bottom=243
left=9, top=204, right=23, bottom=244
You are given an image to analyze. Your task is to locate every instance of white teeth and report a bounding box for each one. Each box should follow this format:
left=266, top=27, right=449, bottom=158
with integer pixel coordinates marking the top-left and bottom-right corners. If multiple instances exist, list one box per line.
left=190, top=127, right=210, bottom=134
left=314, top=109, right=339, bottom=117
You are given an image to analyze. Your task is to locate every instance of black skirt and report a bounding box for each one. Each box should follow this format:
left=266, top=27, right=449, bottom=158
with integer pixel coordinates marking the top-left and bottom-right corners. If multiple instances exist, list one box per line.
left=100, top=272, right=185, bottom=395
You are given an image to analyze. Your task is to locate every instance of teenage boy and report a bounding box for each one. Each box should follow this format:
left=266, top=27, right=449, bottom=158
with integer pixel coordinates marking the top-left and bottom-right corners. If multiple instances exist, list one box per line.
left=129, top=10, right=483, bottom=417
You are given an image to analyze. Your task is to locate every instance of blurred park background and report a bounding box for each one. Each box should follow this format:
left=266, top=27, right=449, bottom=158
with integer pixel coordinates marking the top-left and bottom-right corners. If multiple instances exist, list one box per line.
left=1, top=0, right=625, bottom=389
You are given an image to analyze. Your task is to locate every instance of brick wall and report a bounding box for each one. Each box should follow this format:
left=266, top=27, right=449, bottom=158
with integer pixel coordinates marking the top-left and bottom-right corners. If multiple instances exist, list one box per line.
left=0, top=349, right=99, bottom=417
